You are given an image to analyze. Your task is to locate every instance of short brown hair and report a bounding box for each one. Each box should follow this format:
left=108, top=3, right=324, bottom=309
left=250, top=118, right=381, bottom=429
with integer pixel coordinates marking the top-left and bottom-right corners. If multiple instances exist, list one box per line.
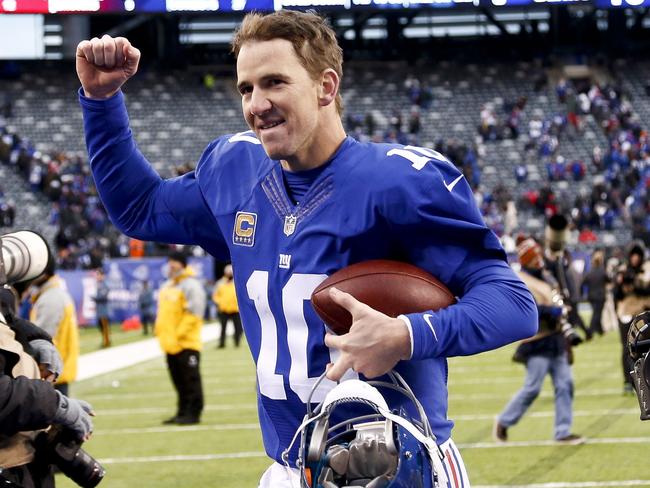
left=231, top=10, right=343, bottom=114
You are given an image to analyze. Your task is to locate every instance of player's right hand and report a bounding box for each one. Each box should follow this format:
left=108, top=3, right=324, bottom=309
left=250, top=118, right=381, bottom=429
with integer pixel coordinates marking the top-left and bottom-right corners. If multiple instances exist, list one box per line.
left=76, top=35, right=140, bottom=100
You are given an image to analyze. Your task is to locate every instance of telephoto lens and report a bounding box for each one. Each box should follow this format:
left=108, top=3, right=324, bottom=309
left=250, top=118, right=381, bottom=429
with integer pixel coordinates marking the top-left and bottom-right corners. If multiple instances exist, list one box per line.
left=0, top=231, right=50, bottom=284
left=45, top=426, right=106, bottom=488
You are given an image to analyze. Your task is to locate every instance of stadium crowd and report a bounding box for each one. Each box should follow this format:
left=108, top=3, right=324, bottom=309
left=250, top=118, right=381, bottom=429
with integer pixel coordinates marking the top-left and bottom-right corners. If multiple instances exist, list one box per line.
left=1, top=61, right=649, bottom=272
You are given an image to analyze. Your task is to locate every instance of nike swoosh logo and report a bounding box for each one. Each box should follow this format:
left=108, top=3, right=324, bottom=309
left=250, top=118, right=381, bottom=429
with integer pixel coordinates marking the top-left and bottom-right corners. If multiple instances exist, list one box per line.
left=443, top=174, right=464, bottom=192
left=423, top=314, right=438, bottom=341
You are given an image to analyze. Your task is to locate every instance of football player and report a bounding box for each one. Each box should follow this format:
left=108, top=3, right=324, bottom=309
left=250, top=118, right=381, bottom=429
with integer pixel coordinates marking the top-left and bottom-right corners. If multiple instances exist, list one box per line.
left=75, top=10, right=537, bottom=487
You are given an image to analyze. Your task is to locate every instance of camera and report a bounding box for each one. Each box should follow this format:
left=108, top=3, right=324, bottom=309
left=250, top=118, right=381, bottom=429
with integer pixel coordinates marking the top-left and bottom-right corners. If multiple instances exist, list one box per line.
left=545, top=214, right=569, bottom=255
left=626, top=311, right=650, bottom=421
left=0, top=231, right=105, bottom=486
left=38, top=425, right=106, bottom=488
left=551, top=289, right=583, bottom=347
left=0, top=231, right=50, bottom=285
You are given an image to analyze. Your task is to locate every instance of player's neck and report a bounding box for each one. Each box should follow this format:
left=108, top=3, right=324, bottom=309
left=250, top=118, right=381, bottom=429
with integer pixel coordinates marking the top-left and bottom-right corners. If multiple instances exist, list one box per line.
left=281, top=119, right=346, bottom=172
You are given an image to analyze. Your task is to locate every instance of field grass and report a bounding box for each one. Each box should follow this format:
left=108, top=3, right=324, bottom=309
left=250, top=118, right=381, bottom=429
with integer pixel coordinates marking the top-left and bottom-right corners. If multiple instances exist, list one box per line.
left=58, top=327, right=650, bottom=488
left=78, top=325, right=151, bottom=354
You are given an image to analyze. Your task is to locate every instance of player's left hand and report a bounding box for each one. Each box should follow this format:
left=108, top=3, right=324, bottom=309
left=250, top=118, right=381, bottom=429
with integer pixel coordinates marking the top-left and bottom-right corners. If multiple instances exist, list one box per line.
left=324, top=287, right=411, bottom=381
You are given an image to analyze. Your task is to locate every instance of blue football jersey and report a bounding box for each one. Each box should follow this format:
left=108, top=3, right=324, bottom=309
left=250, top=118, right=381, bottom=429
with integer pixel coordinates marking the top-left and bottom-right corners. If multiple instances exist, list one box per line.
left=80, top=91, right=537, bottom=465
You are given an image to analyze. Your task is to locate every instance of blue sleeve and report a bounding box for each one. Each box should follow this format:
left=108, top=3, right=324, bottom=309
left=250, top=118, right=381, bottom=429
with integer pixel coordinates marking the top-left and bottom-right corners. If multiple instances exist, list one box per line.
left=79, top=89, right=229, bottom=260
left=380, top=154, right=538, bottom=359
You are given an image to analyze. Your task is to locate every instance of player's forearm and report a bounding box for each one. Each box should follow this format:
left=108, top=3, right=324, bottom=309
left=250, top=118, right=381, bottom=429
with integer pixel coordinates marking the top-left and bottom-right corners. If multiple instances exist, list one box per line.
left=79, top=89, right=163, bottom=236
left=79, top=89, right=202, bottom=244
left=403, top=265, right=537, bottom=360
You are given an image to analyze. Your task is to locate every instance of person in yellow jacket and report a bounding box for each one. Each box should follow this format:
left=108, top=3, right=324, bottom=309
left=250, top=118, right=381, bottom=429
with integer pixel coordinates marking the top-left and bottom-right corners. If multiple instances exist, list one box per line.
left=212, top=264, right=242, bottom=348
left=156, top=251, right=206, bottom=425
left=29, top=262, right=80, bottom=397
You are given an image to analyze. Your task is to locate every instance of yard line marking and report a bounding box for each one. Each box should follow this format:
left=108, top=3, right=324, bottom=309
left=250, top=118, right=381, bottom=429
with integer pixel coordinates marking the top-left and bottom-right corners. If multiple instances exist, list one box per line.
left=454, top=408, right=639, bottom=421
left=450, top=363, right=619, bottom=374
left=84, top=386, right=255, bottom=401
left=97, top=404, right=257, bottom=415
left=203, top=375, right=256, bottom=385
left=448, top=373, right=620, bottom=386
left=100, top=451, right=267, bottom=464
left=474, top=481, right=650, bottom=487
left=86, top=387, right=624, bottom=403
left=95, top=405, right=638, bottom=418
left=458, top=436, right=650, bottom=449
left=450, top=388, right=625, bottom=401
left=95, top=423, right=260, bottom=435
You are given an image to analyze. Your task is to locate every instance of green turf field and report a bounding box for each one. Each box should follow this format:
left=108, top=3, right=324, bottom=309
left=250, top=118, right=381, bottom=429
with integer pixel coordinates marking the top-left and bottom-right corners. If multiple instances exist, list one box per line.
left=58, top=328, right=650, bottom=488
left=78, top=325, right=151, bottom=354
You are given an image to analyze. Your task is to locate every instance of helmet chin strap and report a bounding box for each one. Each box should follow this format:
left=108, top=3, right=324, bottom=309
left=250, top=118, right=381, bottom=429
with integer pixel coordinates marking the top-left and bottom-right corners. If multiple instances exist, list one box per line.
left=286, top=375, right=449, bottom=488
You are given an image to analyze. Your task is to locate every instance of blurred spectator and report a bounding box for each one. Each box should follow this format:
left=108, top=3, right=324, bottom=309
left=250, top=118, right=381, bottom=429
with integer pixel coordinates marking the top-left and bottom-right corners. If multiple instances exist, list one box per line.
left=28, top=262, right=79, bottom=397
left=212, top=264, right=242, bottom=349
left=408, top=106, right=421, bottom=136
left=569, top=159, right=586, bottom=181
left=1, top=93, right=11, bottom=118
left=138, top=281, right=155, bottom=336
left=157, top=252, right=205, bottom=425
left=581, top=250, right=609, bottom=337
left=515, top=164, right=528, bottom=183
left=130, top=238, right=145, bottom=258
left=614, top=241, right=650, bottom=394
left=494, top=236, right=583, bottom=445
left=92, top=268, right=111, bottom=348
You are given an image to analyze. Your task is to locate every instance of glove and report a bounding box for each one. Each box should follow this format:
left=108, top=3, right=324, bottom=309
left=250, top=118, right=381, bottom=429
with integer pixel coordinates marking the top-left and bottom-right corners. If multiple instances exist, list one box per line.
left=29, top=339, right=63, bottom=379
left=52, top=391, right=94, bottom=440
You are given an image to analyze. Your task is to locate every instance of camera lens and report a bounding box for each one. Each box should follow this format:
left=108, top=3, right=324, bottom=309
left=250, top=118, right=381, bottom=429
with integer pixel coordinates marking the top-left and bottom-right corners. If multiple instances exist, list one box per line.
left=53, top=443, right=105, bottom=488
left=1, top=231, right=50, bottom=283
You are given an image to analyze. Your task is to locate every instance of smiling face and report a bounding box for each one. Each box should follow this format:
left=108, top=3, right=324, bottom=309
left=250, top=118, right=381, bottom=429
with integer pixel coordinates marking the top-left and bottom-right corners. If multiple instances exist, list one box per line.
left=237, top=39, right=330, bottom=168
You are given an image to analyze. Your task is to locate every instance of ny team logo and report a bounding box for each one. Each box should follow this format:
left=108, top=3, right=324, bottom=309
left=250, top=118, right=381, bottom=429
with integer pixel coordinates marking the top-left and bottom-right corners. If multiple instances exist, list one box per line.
left=233, top=211, right=257, bottom=247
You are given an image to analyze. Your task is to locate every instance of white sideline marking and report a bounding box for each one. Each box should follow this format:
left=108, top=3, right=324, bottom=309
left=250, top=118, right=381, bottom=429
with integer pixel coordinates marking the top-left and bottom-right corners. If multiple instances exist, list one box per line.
left=95, top=423, right=260, bottom=435
left=95, top=405, right=638, bottom=418
left=474, top=481, right=650, bottom=487
left=451, top=388, right=625, bottom=401
left=77, top=324, right=220, bottom=380
left=100, top=451, right=267, bottom=465
left=83, top=387, right=627, bottom=402
left=458, top=436, right=650, bottom=449
left=85, top=386, right=254, bottom=401
left=454, top=408, right=639, bottom=421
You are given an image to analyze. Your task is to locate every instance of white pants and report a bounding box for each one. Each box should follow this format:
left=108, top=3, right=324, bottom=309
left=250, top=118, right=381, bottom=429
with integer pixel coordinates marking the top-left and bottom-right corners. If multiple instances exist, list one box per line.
left=258, top=438, right=470, bottom=488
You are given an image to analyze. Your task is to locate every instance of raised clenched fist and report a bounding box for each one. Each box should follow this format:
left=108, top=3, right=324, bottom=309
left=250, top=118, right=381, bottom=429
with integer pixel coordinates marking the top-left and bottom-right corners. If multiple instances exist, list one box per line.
left=76, top=35, right=141, bottom=100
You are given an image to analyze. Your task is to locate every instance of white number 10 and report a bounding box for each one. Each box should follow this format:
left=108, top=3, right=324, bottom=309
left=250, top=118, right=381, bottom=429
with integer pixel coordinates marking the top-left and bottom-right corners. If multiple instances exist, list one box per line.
left=246, top=271, right=355, bottom=403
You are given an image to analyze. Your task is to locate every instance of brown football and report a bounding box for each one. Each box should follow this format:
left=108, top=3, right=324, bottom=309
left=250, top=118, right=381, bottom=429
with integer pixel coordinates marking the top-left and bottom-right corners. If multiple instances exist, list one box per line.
left=311, top=260, right=456, bottom=335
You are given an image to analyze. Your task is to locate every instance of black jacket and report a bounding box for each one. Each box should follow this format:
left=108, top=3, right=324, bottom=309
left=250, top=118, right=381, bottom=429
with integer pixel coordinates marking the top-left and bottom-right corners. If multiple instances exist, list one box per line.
left=582, top=265, right=608, bottom=302
left=0, top=373, right=58, bottom=437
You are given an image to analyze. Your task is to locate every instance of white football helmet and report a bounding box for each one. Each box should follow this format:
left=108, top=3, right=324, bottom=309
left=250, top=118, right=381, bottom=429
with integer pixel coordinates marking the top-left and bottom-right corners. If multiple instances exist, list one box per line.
left=282, top=371, right=448, bottom=488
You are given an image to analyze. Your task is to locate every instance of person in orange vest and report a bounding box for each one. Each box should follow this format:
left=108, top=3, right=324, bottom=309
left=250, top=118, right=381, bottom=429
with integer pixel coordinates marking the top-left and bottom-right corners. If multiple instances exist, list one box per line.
left=212, top=264, right=242, bottom=348
left=129, top=238, right=145, bottom=258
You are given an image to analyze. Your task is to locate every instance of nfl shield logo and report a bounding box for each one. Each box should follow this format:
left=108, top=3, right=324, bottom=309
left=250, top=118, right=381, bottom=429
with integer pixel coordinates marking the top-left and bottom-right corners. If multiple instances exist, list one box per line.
left=284, top=215, right=297, bottom=236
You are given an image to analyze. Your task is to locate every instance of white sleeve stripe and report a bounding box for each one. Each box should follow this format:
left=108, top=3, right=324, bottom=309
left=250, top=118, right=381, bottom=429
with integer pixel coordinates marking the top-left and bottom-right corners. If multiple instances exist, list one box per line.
left=397, top=314, right=414, bottom=360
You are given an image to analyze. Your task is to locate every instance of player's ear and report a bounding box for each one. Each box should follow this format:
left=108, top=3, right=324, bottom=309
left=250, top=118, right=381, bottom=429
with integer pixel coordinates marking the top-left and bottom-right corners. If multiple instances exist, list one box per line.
left=318, top=68, right=339, bottom=108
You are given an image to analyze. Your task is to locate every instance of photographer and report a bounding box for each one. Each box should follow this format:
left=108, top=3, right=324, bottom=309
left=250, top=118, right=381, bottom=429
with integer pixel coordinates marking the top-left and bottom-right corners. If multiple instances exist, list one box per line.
left=494, top=236, right=584, bottom=445
left=544, top=215, right=591, bottom=341
left=0, top=287, right=94, bottom=488
left=614, top=240, right=650, bottom=394
left=27, top=261, right=80, bottom=396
